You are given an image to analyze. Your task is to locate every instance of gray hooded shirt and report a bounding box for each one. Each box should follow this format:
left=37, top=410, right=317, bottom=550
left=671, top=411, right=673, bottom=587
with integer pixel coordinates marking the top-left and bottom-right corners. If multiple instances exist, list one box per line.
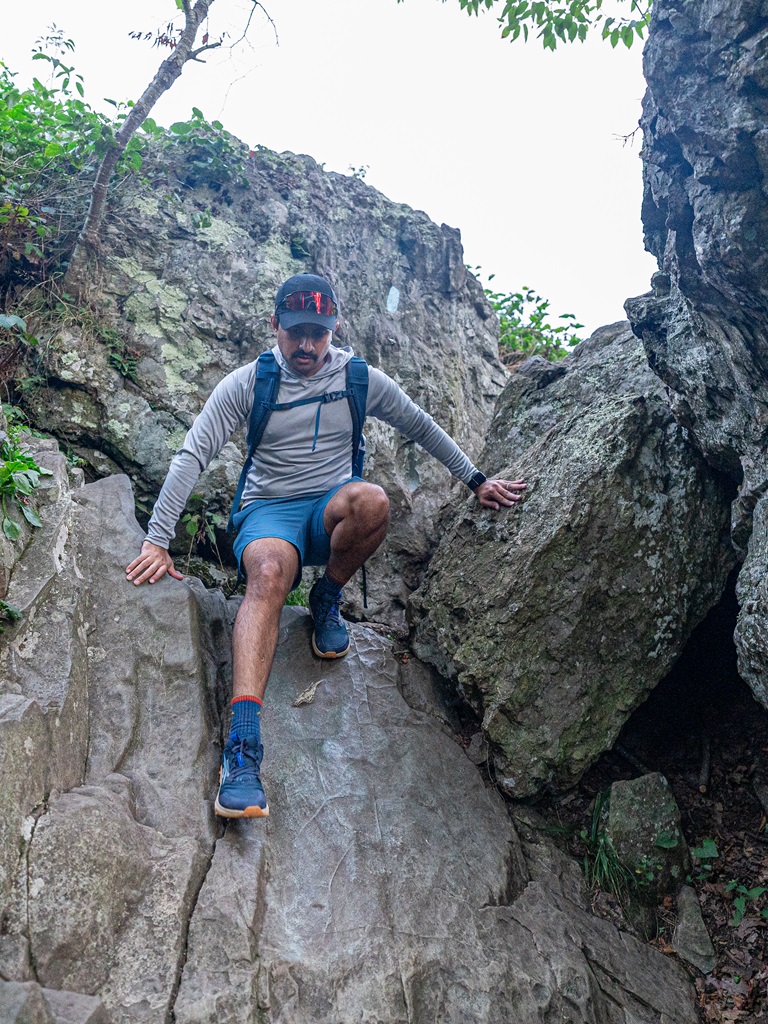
left=146, top=344, right=479, bottom=548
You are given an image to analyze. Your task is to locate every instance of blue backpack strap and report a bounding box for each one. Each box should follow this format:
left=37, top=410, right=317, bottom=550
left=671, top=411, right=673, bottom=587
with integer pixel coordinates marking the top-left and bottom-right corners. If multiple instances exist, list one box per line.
left=346, top=357, right=369, bottom=477
left=227, top=351, right=281, bottom=535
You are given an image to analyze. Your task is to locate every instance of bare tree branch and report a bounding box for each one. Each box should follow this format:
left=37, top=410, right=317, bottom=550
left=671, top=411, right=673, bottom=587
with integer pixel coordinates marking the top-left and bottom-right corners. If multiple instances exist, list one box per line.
left=231, top=1, right=278, bottom=49
left=190, top=40, right=223, bottom=59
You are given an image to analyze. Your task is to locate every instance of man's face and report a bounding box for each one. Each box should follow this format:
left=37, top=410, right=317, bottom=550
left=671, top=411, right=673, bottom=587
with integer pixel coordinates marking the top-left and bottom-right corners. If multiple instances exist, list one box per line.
left=271, top=314, right=336, bottom=376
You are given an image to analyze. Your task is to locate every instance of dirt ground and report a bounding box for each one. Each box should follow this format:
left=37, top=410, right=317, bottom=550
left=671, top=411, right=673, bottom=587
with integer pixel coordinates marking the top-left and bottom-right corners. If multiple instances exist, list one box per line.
left=535, top=580, right=768, bottom=1022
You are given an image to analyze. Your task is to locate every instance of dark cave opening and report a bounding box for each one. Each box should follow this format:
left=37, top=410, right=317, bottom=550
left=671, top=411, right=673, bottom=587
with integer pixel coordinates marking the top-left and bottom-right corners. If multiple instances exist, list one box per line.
left=615, top=567, right=766, bottom=797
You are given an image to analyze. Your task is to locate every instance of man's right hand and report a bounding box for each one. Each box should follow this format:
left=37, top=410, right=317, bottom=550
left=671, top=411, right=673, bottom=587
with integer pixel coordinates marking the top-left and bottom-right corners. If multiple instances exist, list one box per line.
left=126, top=540, right=184, bottom=586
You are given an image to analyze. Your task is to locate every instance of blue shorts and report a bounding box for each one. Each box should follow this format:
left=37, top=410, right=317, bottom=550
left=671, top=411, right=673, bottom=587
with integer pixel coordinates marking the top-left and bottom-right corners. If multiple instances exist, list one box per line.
left=232, top=479, right=360, bottom=588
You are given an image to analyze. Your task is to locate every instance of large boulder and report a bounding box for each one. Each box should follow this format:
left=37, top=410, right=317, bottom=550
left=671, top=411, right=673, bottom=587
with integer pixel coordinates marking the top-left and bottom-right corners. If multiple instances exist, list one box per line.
left=0, top=457, right=698, bottom=1022
left=409, top=322, right=734, bottom=798
left=20, top=143, right=506, bottom=625
left=624, top=0, right=768, bottom=710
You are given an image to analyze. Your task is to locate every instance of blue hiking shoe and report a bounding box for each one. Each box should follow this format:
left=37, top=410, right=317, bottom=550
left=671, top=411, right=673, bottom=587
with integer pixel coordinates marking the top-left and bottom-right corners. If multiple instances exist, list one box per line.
left=215, top=733, right=269, bottom=818
left=309, top=577, right=350, bottom=658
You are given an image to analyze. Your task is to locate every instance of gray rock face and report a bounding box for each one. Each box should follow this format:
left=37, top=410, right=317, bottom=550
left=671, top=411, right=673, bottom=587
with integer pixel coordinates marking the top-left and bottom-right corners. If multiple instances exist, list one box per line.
left=20, top=145, right=506, bottom=625
left=409, top=323, right=734, bottom=798
left=624, top=0, right=768, bottom=709
left=0, top=455, right=698, bottom=1022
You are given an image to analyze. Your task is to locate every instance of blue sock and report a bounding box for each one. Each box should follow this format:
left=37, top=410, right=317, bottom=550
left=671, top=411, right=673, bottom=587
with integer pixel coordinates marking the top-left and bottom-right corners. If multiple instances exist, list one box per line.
left=230, top=697, right=262, bottom=741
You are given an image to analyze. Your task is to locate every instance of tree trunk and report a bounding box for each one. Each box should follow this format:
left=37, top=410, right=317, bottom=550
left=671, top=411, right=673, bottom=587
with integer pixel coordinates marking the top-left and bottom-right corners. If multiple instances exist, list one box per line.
left=64, top=0, right=218, bottom=294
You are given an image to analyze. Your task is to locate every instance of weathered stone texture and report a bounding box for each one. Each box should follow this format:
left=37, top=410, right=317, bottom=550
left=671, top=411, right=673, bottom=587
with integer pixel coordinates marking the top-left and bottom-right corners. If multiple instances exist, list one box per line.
left=0, top=457, right=698, bottom=1023
left=625, top=0, right=768, bottom=710
left=409, top=323, right=734, bottom=797
left=20, top=146, right=506, bottom=625
left=174, top=610, right=697, bottom=1024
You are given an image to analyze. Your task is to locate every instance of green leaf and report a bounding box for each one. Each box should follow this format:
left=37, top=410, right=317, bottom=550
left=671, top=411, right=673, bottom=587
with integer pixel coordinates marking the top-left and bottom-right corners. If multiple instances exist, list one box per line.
left=170, top=122, right=191, bottom=135
left=0, top=314, right=27, bottom=331
left=732, top=896, right=747, bottom=926
left=3, top=517, right=21, bottom=540
left=690, top=839, right=719, bottom=859
left=654, top=831, right=679, bottom=850
left=44, top=141, right=63, bottom=157
left=20, top=504, right=42, bottom=527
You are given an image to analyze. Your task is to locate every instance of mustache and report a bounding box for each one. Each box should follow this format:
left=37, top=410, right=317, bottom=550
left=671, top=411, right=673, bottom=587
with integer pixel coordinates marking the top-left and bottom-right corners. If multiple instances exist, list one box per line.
left=291, top=350, right=317, bottom=361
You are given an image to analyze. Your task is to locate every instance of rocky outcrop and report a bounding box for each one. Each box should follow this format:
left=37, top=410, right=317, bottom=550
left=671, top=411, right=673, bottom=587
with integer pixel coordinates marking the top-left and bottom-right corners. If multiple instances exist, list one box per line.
left=0, top=448, right=699, bottom=1023
left=19, top=144, right=506, bottom=625
left=624, top=0, right=768, bottom=709
left=409, top=323, right=734, bottom=798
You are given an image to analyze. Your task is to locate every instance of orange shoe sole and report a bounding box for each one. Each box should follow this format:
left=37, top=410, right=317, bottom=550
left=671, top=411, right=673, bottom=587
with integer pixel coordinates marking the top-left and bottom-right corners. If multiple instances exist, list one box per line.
left=214, top=798, right=269, bottom=818
left=311, top=635, right=350, bottom=659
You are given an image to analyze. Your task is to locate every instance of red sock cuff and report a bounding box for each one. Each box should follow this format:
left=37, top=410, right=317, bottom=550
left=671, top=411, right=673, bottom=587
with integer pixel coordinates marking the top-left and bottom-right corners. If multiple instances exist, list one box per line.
left=231, top=695, right=262, bottom=707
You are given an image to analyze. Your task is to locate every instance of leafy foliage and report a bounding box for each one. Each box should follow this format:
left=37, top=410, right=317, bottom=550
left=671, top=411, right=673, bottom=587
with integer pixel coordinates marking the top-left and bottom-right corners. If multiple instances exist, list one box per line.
left=418, top=0, right=652, bottom=49
left=182, top=495, right=226, bottom=572
left=0, top=38, right=129, bottom=293
left=0, top=34, right=248, bottom=299
left=479, top=273, right=583, bottom=363
left=0, top=599, right=22, bottom=630
left=0, top=414, right=52, bottom=539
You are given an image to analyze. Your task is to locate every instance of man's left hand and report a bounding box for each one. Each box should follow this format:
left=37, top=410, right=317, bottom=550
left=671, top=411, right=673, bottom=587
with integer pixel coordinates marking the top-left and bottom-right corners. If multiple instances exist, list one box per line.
left=474, top=478, right=526, bottom=510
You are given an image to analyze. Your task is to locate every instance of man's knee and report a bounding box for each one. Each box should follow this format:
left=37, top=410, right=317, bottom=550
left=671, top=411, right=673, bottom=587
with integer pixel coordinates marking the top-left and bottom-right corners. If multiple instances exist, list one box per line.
left=334, top=482, right=389, bottom=525
left=242, top=542, right=297, bottom=601
left=356, top=482, right=389, bottom=524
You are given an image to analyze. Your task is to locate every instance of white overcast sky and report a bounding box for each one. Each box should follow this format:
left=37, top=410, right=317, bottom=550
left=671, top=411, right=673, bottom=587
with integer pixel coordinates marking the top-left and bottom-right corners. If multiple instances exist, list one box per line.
left=3, top=0, right=656, bottom=337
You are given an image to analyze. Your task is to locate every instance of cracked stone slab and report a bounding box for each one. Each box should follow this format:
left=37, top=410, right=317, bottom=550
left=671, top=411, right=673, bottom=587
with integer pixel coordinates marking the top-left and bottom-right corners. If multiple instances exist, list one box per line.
left=25, top=774, right=207, bottom=1023
left=174, top=609, right=698, bottom=1024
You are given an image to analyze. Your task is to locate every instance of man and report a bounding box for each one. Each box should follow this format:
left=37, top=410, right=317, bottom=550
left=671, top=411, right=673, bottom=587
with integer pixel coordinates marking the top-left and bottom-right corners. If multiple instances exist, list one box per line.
left=126, top=273, right=525, bottom=820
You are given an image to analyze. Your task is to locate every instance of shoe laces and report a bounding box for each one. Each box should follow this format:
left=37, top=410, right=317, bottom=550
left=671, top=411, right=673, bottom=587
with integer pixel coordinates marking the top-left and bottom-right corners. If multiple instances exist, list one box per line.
left=314, top=586, right=343, bottom=626
left=227, top=735, right=262, bottom=782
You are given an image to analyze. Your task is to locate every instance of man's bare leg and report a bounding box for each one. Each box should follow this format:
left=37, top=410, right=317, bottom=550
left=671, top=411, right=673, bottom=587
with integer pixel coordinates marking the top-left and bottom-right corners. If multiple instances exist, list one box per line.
left=309, top=482, right=390, bottom=658
left=216, top=537, right=297, bottom=819
left=322, top=481, right=390, bottom=584
left=232, top=537, right=299, bottom=699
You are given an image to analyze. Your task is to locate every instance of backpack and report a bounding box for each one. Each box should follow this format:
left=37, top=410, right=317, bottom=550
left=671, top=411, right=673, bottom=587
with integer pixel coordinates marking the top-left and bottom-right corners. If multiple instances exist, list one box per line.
left=226, top=351, right=369, bottom=535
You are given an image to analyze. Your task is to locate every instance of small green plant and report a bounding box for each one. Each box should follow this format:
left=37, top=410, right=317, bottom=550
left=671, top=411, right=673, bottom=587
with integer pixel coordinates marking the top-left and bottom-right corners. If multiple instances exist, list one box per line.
left=0, top=599, right=22, bottom=630
left=191, top=208, right=212, bottom=230
left=181, top=497, right=225, bottom=572
left=0, top=422, right=52, bottom=538
left=284, top=583, right=309, bottom=608
left=725, top=880, right=768, bottom=927
left=103, top=333, right=138, bottom=382
left=689, top=838, right=720, bottom=880
left=0, top=314, right=38, bottom=347
left=580, top=790, right=634, bottom=904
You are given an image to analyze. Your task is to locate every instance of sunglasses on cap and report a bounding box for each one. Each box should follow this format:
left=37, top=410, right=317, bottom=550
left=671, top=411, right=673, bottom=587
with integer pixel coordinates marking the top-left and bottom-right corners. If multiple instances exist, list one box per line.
left=278, top=291, right=338, bottom=316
